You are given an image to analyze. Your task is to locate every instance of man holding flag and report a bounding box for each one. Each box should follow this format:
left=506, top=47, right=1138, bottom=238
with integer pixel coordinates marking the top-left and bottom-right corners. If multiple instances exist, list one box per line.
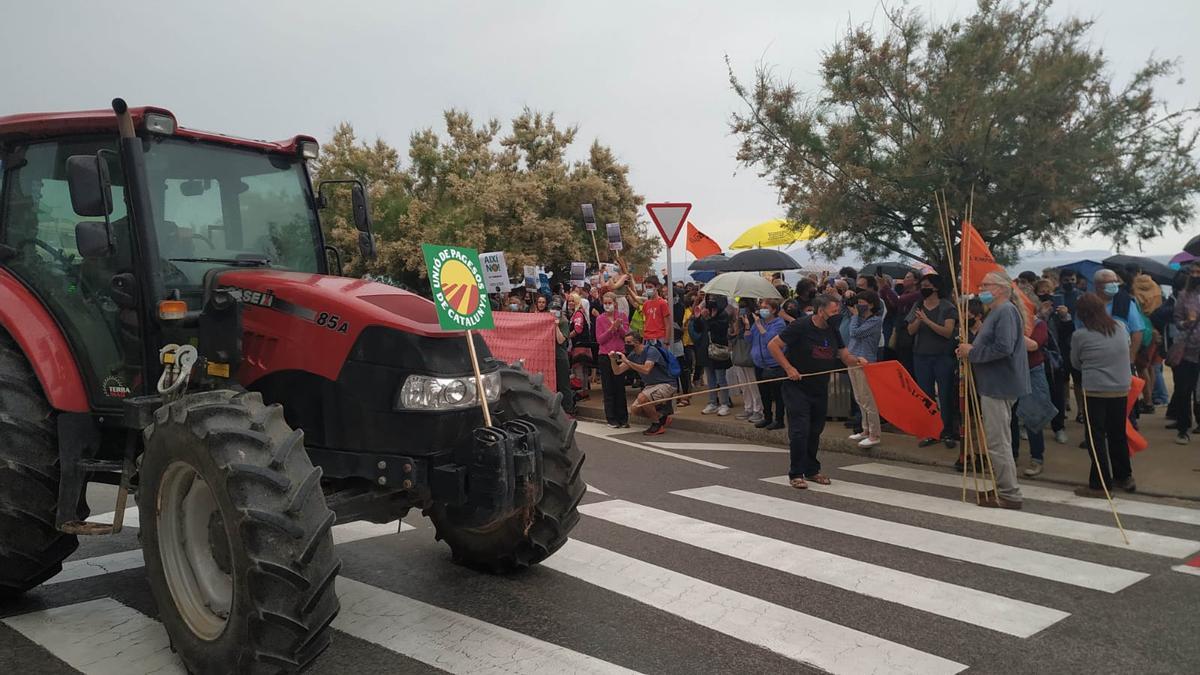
left=955, top=271, right=1028, bottom=509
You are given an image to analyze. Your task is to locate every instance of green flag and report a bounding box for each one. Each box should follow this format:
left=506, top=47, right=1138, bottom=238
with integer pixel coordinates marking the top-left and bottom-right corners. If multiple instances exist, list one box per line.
left=421, top=244, right=495, bottom=331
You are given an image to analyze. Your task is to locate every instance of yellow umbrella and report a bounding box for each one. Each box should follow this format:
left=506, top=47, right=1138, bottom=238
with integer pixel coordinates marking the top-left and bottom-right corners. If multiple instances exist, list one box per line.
left=728, top=219, right=822, bottom=250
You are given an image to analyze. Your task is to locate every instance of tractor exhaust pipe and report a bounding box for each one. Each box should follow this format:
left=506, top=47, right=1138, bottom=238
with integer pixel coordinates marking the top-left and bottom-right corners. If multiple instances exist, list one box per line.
left=112, top=98, right=136, bottom=139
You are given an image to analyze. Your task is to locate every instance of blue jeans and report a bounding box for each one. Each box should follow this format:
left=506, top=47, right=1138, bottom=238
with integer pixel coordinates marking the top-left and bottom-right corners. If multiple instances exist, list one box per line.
left=1013, top=363, right=1054, bottom=462
left=913, top=353, right=957, bottom=438
left=705, top=367, right=732, bottom=406
left=1153, top=362, right=1169, bottom=405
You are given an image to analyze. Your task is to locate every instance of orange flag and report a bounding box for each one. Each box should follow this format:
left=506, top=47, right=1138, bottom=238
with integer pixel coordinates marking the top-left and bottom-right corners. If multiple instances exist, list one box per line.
left=1125, top=377, right=1149, bottom=456
left=960, top=220, right=1003, bottom=295
left=686, top=222, right=722, bottom=259
left=862, top=361, right=944, bottom=440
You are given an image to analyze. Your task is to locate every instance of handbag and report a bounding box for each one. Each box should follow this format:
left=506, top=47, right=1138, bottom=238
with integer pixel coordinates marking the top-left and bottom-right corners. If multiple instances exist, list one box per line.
left=707, top=342, right=731, bottom=362
left=1166, top=321, right=1199, bottom=368
left=731, top=335, right=754, bottom=367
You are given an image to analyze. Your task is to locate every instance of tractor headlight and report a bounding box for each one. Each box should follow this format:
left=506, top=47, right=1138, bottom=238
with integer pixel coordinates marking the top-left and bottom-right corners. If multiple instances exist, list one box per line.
left=396, top=372, right=502, bottom=411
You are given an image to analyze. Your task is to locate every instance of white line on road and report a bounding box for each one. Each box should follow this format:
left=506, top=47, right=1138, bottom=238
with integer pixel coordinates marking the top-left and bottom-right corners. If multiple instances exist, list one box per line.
left=542, top=539, right=966, bottom=675
left=334, top=576, right=641, bottom=674
left=1171, top=565, right=1200, bottom=577
left=579, top=500, right=1068, bottom=637
left=2, top=598, right=184, bottom=674
left=762, top=476, right=1200, bottom=558
left=576, top=421, right=728, bottom=469
left=587, top=484, right=610, bottom=496
left=45, top=520, right=415, bottom=585
left=840, top=462, right=1200, bottom=527
left=674, top=485, right=1147, bottom=593
left=647, top=441, right=787, bottom=454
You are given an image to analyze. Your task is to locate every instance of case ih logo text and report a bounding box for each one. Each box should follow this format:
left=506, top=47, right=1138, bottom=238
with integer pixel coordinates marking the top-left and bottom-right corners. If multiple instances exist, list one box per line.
left=222, top=287, right=275, bottom=308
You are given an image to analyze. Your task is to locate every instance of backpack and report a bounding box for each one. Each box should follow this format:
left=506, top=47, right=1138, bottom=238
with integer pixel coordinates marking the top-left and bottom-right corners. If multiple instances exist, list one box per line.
left=651, top=344, right=683, bottom=378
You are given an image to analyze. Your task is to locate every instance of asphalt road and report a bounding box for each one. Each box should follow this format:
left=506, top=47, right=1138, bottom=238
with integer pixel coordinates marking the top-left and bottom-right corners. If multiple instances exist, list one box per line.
left=3, top=420, right=1199, bottom=674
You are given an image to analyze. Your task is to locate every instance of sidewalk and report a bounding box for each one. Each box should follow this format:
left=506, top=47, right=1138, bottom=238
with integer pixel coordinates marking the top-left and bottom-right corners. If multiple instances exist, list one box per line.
left=574, top=384, right=1200, bottom=501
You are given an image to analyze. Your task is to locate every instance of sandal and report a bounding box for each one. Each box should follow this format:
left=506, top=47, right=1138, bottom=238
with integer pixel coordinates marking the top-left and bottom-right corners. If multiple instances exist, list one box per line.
left=806, top=473, right=831, bottom=485
left=789, top=477, right=808, bottom=490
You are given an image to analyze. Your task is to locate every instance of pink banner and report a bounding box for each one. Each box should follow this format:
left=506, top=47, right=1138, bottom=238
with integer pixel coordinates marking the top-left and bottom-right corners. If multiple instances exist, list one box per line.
left=480, top=312, right=558, bottom=392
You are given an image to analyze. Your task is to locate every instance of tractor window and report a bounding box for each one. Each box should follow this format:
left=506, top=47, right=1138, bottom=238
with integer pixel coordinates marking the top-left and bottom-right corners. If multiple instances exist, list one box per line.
left=1, top=139, right=140, bottom=406
left=143, top=138, right=321, bottom=288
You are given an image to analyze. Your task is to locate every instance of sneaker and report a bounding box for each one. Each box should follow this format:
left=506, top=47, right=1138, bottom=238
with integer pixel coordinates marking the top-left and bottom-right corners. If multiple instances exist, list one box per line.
left=643, top=420, right=665, bottom=435
left=858, top=437, right=881, bottom=448
left=1165, top=420, right=1180, bottom=430
left=748, top=413, right=765, bottom=424
left=754, top=418, right=773, bottom=429
left=918, top=438, right=939, bottom=448
left=1023, top=461, right=1044, bottom=477
left=619, top=422, right=631, bottom=429
left=660, top=414, right=673, bottom=429
left=1054, top=429, right=1068, bottom=444
left=701, top=403, right=719, bottom=415
left=735, top=411, right=752, bottom=420
left=717, top=405, right=732, bottom=416
left=765, top=421, right=786, bottom=430
left=1074, top=486, right=1107, bottom=499
left=1115, top=477, right=1137, bottom=493
left=607, top=422, right=621, bottom=429
left=1075, top=413, right=1085, bottom=425
left=1175, top=433, right=1190, bottom=445
left=848, top=432, right=868, bottom=441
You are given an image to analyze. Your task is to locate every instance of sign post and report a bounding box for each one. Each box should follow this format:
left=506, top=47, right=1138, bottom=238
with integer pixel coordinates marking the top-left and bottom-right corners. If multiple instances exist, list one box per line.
left=581, top=204, right=601, bottom=271
left=421, top=244, right=496, bottom=427
left=645, top=202, right=692, bottom=345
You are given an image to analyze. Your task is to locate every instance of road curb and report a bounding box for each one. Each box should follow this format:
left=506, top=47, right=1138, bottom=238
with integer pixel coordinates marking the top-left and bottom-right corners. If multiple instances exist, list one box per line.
left=575, top=406, right=1200, bottom=503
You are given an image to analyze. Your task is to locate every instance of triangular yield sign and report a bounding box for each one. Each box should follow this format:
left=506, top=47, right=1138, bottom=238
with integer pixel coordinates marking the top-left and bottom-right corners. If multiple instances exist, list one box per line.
left=646, top=202, right=692, bottom=247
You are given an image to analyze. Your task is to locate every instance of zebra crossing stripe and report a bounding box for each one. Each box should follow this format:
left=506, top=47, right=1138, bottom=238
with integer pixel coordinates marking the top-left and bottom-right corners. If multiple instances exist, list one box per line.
left=2, top=598, right=184, bottom=674
left=576, top=421, right=729, bottom=469
left=1173, top=565, right=1200, bottom=577
left=840, top=463, right=1200, bottom=527
left=45, top=521, right=414, bottom=585
left=587, top=484, right=611, bottom=496
left=543, top=539, right=966, bottom=675
left=762, top=476, right=1200, bottom=558
left=674, top=485, right=1148, bottom=593
left=578, top=500, right=1068, bottom=637
left=333, top=576, right=640, bottom=674
left=647, top=441, right=788, bottom=453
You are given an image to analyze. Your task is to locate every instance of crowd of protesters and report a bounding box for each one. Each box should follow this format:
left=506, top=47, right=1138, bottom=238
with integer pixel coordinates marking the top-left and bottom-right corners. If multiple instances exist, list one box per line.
left=490, top=254, right=1200, bottom=497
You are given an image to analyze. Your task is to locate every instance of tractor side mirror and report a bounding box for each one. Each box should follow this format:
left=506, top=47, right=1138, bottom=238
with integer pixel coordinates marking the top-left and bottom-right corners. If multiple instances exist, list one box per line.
left=358, top=231, right=377, bottom=261
left=75, top=221, right=113, bottom=258
left=66, top=154, right=113, bottom=218
left=351, top=182, right=372, bottom=233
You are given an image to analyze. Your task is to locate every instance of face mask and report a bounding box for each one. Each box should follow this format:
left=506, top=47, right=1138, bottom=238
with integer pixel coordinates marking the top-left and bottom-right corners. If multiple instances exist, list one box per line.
left=856, top=304, right=869, bottom=314
left=1189, top=277, right=1200, bottom=290
left=603, top=303, right=614, bottom=312
left=1061, top=280, right=1074, bottom=289
left=508, top=303, right=519, bottom=311
left=1037, top=294, right=1052, bottom=302
left=919, top=287, right=935, bottom=298
left=551, top=310, right=561, bottom=318
left=979, top=291, right=995, bottom=305
left=1103, top=282, right=1120, bottom=296
left=758, top=308, right=772, bottom=319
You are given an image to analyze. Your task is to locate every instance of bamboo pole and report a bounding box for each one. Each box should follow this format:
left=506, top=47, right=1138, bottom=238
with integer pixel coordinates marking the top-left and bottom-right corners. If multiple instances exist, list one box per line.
left=1081, top=389, right=1131, bottom=544
left=630, top=365, right=863, bottom=409
left=465, top=329, right=492, bottom=427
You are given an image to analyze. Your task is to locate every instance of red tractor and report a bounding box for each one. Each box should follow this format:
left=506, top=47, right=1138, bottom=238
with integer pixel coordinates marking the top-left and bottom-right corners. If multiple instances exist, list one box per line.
left=0, top=100, right=584, bottom=672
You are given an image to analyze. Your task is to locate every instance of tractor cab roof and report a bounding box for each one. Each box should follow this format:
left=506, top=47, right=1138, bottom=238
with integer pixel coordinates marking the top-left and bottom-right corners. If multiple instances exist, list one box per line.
left=0, top=105, right=316, bottom=155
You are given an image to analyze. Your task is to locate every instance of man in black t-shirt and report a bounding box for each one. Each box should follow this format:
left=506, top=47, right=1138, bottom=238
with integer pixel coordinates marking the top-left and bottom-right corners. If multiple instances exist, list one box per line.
left=768, top=294, right=866, bottom=489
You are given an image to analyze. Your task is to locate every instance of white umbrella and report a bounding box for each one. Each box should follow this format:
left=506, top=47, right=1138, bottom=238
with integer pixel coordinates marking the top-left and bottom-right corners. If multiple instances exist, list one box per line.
left=701, top=272, right=783, bottom=299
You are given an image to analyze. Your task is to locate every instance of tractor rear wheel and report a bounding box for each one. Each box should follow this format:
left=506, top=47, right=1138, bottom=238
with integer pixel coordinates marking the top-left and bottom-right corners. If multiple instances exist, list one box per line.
left=138, top=391, right=340, bottom=674
left=0, top=332, right=86, bottom=600
left=430, top=364, right=585, bottom=573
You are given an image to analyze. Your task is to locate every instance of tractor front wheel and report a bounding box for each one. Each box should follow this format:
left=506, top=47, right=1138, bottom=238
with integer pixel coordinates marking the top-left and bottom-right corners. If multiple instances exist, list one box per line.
left=138, top=391, right=339, bottom=674
left=429, top=365, right=585, bottom=573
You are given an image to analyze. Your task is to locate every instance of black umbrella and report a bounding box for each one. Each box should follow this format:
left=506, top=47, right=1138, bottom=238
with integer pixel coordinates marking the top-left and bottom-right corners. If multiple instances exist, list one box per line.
left=1102, top=255, right=1175, bottom=285
left=860, top=261, right=918, bottom=279
left=722, top=248, right=801, bottom=272
left=1185, top=234, right=1200, bottom=257
left=688, top=253, right=729, bottom=271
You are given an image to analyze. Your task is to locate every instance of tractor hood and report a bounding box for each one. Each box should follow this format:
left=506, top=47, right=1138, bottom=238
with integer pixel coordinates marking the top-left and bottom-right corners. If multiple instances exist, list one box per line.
left=215, top=269, right=471, bottom=384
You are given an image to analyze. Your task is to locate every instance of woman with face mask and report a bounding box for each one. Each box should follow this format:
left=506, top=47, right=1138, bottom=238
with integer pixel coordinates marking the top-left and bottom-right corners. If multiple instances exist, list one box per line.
left=750, top=299, right=787, bottom=429
left=847, top=290, right=883, bottom=447
left=1167, top=265, right=1200, bottom=444
left=906, top=273, right=959, bottom=448
left=729, top=297, right=764, bottom=422
left=595, top=292, right=630, bottom=427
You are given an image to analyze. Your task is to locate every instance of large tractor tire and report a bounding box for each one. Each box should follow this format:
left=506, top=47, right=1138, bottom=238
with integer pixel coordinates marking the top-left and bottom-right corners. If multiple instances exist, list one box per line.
left=0, top=332, right=86, bottom=600
left=138, top=391, right=340, bottom=674
left=430, top=364, right=585, bottom=573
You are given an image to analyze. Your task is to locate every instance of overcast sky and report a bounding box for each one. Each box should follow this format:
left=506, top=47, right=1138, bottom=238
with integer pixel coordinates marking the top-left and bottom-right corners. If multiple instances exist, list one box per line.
left=5, top=0, right=1196, bottom=258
